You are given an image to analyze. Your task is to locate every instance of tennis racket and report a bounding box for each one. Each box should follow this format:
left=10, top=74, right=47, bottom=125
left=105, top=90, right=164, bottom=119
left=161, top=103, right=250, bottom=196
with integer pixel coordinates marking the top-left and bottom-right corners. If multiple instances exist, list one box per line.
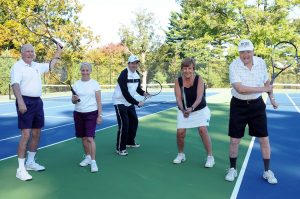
left=143, top=80, right=162, bottom=101
left=49, top=57, right=80, bottom=102
left=181, top=86, right=187, bottom=110
left=23, top=15, right=63, bottom=48
left=270, top=41, right=298, bottom=84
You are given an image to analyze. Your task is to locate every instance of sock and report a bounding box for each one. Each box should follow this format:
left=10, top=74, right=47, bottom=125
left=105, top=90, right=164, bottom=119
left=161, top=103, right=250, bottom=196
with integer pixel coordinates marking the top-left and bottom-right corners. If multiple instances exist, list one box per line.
left=263, top=158, right=270, bottom=171
left=27, top=151, right=36, bottom=164
left=18, top=158, right=26, bottom=170
left=91, top=160, right=96, bottom=163
left=85, top=154, right=91, bottom=160
left=230, top=157, right=237, bottom=169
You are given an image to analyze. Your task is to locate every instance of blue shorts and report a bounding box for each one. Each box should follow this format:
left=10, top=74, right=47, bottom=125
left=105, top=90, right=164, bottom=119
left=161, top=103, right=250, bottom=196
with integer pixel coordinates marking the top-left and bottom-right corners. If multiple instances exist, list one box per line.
left=228, top=96, right=268, bottom=138
left=16, top=96, right=44, bottom=129
left=73, top=110, right=98, bottom=138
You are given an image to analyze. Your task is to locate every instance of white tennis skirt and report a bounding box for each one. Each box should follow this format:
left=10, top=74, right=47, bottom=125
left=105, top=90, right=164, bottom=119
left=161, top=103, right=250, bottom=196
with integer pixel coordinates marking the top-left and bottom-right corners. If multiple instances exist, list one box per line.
left=177, top=106, right=211, bottom=129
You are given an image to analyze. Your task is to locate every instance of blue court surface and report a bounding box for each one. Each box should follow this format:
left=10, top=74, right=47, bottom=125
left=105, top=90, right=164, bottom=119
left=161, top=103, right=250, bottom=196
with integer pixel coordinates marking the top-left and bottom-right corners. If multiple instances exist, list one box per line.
left=0, top=90, right=299, bottom=198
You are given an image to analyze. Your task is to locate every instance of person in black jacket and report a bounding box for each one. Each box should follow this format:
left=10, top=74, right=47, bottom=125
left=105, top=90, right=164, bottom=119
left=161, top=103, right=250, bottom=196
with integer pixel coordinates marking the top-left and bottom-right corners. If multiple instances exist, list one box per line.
left=112, top=55, right=148, bottom=156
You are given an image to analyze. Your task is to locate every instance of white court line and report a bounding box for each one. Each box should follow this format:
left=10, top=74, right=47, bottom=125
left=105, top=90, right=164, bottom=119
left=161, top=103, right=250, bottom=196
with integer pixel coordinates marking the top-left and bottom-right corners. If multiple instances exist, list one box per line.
left=286, top=93, right=300, bottom=113
left=0, top=100, right=176, bottom=142
left=0, top=105, right=176, bottom=162
left=230, top=137, right=255, bottom=199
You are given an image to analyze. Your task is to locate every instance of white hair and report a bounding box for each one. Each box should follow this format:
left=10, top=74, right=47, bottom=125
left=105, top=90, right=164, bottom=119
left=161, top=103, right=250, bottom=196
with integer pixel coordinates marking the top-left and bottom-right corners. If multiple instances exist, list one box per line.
left=80, top=62, right=92, bottom=72
left=21, top=44, right=34, bottom=53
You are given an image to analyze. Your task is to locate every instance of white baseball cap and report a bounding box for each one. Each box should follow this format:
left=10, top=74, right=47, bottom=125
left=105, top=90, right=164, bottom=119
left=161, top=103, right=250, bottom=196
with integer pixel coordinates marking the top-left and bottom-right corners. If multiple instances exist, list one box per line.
left=128, top=55, right=140, bottom=63
left=238, top=39, right=254, bottom=51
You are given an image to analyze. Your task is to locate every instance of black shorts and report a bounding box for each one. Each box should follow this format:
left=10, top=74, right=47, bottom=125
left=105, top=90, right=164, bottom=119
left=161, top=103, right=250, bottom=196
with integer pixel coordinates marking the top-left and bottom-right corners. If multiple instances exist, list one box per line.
left=228, top=96, right=268, bottom=138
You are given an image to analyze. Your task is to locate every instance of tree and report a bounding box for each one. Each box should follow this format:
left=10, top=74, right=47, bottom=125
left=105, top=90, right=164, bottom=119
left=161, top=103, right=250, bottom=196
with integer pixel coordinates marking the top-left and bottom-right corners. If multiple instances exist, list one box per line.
left=118, top=9, right=164, bottom=86
left=166, top=0, right=300, bottom=87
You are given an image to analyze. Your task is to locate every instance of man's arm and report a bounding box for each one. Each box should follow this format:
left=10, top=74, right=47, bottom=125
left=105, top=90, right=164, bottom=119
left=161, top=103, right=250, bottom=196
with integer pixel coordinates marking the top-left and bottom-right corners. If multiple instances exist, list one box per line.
left=232, top=82, right=272, bottom=94
left=118, top=71, right=139, bottom=105
left=11, top=83, right=27, bottom=114
left=49, top=43, right=63, bottom=70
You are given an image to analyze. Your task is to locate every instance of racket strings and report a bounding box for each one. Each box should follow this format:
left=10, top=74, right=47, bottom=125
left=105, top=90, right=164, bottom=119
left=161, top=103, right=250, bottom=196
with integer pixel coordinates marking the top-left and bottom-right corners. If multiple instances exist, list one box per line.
left=273, top=43, right=298, bottom=69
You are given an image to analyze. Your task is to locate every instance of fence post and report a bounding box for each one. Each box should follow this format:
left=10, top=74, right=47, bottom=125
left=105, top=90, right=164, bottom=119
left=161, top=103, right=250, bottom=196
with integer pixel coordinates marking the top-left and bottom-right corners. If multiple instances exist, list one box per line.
left=8, top=84, right=11, bottom=100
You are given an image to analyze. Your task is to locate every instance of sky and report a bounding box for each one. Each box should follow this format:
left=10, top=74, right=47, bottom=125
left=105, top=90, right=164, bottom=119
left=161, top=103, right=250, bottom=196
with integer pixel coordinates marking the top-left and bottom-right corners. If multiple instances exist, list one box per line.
left=78, top=0, right=180, bottom=46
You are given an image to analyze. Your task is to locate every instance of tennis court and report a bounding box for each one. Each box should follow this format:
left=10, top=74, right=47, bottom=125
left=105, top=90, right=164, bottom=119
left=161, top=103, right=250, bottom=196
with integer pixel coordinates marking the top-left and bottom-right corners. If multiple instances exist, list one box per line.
left=0, top=88, right=299, bottom=199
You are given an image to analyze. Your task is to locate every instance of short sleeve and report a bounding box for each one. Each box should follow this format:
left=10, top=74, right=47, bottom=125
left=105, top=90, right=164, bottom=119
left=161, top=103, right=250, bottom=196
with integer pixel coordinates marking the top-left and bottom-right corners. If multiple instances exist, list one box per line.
left=261, top=59, right=269, bottom=83
left=93, top=80, right=101, bottom=91
left=10, top=64, right=22, bottom=85
left=229, top=60, right=241, bottom=84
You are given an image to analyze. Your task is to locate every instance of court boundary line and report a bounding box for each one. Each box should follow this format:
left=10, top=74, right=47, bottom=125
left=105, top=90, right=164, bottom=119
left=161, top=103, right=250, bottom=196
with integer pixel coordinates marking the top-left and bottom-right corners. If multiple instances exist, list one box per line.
left=0, top=104, right=175, bottom=162
left=286, top=93, right=300, bottom=113
left=230, top=137, right=255, bottom=199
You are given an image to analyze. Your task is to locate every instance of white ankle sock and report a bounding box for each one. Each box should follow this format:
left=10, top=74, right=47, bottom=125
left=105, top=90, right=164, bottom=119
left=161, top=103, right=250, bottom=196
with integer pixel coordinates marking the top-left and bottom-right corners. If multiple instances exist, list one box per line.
left=27, top=151, right=36, bottom=164
left=18, top=158, right=26, bottom=170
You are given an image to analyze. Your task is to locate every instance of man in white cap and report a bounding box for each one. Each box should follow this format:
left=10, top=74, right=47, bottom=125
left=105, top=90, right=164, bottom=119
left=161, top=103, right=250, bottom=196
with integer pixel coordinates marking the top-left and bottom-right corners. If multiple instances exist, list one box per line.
left=112, top=54, right=148, bottom=156
left=225, top=39, right=279, bottom=184
left=10, top=43, right=62, bottom=181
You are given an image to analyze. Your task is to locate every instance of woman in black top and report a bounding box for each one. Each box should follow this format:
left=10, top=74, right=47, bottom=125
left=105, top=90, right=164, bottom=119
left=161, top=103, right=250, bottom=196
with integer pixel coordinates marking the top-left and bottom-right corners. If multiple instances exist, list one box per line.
left=173, top=58, right=215, bottom=168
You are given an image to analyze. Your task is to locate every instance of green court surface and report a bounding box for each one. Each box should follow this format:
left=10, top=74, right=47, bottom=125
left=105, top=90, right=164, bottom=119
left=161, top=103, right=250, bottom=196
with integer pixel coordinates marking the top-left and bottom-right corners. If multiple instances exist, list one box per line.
left=0, top=103, right=251, bottom=199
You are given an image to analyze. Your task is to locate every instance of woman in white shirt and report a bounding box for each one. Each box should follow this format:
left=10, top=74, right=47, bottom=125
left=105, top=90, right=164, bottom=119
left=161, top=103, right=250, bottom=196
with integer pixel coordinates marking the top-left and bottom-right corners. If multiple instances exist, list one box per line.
left=72, top=62, right=102, bottom=173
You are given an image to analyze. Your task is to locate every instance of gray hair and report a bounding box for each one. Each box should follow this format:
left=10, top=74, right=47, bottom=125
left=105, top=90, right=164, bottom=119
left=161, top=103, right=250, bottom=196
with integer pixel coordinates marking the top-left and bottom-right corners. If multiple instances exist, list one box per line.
left=80, top=62, right=92, bottom=72
left=21, top=44, right=34, bottom=53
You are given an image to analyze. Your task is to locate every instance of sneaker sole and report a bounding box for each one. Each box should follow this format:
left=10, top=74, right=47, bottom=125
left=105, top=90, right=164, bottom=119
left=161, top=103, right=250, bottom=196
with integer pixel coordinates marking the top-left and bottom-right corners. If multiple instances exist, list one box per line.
left=25, top=168, right=45, bottom=172
left=173, top=159, right=186, bottom=164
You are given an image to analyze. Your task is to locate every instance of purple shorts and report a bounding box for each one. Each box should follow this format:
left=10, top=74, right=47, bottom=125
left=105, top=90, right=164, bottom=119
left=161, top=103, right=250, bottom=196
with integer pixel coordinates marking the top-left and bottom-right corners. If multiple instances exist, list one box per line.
left=73, top=110, right=98, bottom=138
left=16, top=96, right=44, bottom=129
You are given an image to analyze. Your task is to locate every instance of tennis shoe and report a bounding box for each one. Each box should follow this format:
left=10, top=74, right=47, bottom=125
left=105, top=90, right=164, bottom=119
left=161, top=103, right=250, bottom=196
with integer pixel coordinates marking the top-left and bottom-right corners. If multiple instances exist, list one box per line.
left=225, top=168, right=237, bottom=181
left=126, top=143, right=140, bottom=148
left=173, top=153, right=186, bottom=164
left=16, top=168, right=32, bottom=181
left=79, top=156, right=92, bottom=167
left=25, top=161, right=45, bottom=171
left=205, top=156, right=215, bottom=168
left=263, top=170, right=278, bottom=184
left=90, top=160, right=98, bottom=173
left=116, top=150, right=128, bottom=156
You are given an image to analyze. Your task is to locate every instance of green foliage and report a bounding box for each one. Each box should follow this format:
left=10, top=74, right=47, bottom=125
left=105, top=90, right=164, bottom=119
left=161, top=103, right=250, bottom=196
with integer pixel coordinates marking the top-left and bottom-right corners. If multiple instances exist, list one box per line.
left=164, top=0, right=300, bottom=87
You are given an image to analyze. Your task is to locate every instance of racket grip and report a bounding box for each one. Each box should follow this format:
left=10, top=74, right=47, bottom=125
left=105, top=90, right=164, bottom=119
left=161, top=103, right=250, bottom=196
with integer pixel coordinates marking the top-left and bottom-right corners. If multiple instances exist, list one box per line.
left=51, top=39, right=64, bottom=49
left=71, top=88, right=80, bottom=102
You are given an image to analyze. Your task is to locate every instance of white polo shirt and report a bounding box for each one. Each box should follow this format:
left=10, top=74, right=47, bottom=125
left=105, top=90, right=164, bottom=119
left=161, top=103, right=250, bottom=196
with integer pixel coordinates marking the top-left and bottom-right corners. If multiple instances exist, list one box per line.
left=73, top=79, right=101, bottom=113
left=10, top=59, right=49, bottom=97
left=229, top=56, right=269, bottom=100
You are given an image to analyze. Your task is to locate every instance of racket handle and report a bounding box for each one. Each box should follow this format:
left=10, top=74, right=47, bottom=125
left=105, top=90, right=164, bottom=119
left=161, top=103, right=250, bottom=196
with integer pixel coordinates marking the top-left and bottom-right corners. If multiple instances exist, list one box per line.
left=70, top=87, right=80, bottom=102
left=51, top=38, right=64, bottom=49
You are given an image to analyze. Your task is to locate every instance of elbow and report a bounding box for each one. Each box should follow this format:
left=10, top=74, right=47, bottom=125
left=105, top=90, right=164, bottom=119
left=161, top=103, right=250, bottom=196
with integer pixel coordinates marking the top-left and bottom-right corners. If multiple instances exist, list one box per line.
left=234, top=85, right=246, bottom=94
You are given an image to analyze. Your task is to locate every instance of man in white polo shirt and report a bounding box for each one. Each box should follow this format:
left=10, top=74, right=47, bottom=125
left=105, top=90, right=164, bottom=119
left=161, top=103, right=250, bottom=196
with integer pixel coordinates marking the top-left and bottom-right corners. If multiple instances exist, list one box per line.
left=225, top=39, right=279, bottom=184
left=10, top=43, right=62, bottom=181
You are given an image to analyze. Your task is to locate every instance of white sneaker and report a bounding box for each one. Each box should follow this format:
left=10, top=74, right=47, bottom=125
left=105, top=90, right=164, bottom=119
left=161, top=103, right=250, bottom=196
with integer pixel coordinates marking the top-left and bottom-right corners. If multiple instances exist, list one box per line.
left=116, top=150, right=128, bottom=156
left=25, top=161, right=45, bottom=171
left=225, top=168, right=238, bottom=181
left=205, top=156, right=215, bottom=168
left=16, top=168, right=32, bottom=181
left=263, top=170, right=278, bottom=184
left=126, top=143, right=140, bottom=148
left=173, top=153, right=186, bottom=164
left=79, top=156, right=92, bottom=167
left=90, top=160, right=99, bottom=173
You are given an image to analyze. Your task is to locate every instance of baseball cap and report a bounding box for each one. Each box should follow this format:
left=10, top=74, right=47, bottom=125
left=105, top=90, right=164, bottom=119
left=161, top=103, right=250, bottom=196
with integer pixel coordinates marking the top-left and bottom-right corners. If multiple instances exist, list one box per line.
left=128, top=55, right=140, bottom=63
left=238, top=39, right=254, bottom=51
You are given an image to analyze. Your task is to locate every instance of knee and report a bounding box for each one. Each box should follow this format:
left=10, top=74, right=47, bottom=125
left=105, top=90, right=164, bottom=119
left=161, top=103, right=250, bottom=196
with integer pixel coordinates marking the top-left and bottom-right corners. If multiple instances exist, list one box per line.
left=177, top=131, right=185, bottom=139
left=230, top=138, right=240, bottom=146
